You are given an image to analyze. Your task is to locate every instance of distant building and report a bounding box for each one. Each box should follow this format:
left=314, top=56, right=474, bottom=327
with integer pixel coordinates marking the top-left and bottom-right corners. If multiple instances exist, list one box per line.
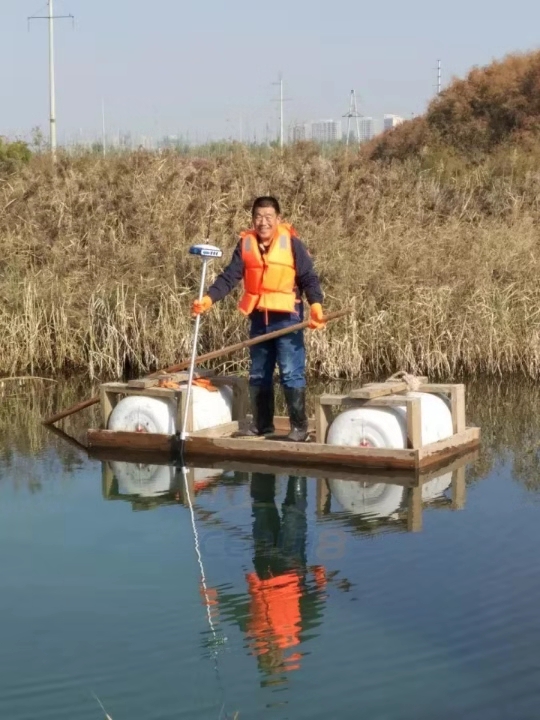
left=311, top=119, right=342, bottom=143
left=383, top=114, right=404, bottom=131
left=358, top=117, right=374, bottom=142
left=138, top=135, right=154, bottom=150
left=290, top=123, right=311, bottom=143
left=119, top=131, right=133, bottom=150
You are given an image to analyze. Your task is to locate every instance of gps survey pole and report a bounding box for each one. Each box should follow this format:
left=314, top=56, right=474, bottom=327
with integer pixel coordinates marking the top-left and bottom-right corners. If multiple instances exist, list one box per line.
left=179, top=244, right=223, bottom=444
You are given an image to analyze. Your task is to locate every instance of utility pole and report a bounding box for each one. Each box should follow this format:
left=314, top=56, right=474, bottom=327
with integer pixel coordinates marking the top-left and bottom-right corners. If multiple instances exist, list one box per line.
left=437, top=59, right=442, bottom=95
left=101, top=99, right=107, bottom=156
left=279, top=76, right=283, bottom=148
left=28, top=1, right=74, bottom=155
left=342, top=90, right=362, bottom=145
left=272, top=73, right=291, bottom=148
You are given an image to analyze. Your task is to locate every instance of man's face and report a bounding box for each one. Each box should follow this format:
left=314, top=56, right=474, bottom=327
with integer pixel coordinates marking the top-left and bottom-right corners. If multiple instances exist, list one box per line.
left=253, top=206, right=281, bottom=244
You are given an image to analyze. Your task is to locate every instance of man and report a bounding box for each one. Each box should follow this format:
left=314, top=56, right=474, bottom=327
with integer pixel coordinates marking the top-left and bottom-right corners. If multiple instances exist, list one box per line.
left=191, top=196, right=325, bottom=441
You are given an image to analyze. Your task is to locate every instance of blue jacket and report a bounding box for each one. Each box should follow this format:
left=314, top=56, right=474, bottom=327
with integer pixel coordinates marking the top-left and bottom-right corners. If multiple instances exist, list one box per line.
left=206, top=236, right=324, bottom=307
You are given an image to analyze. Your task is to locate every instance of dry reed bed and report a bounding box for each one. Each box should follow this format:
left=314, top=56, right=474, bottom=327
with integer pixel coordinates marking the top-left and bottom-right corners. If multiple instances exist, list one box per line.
left=3, top=145, right=540, bottom=379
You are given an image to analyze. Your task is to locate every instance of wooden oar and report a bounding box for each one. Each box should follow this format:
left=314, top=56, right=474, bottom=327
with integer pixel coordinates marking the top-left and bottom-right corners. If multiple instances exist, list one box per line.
left=43, top=308, right=350, bottom=425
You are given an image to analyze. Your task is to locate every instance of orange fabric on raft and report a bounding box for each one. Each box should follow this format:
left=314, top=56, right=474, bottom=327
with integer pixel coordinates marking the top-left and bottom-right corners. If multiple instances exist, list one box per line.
left=156, top=377, right=218, bottom=392
left=238, top=224, right=297, bottom=315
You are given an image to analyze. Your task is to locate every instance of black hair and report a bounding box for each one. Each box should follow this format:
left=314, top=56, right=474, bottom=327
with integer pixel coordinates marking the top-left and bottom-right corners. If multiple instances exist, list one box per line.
left=252, top=196, right=281, bottom=216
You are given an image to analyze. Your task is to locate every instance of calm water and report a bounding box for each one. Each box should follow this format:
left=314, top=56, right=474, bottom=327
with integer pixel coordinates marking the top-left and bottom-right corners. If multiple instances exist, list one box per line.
left=2, top=379, right=540, bottom=719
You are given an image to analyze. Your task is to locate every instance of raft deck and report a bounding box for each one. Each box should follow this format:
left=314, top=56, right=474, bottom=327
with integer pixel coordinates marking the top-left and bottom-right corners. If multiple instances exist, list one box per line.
left=87, top=376, right=481, bottom=472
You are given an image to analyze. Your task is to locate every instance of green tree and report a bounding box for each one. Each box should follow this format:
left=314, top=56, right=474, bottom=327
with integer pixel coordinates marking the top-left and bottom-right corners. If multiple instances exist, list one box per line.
left=0, top=137, right=32, bottom=174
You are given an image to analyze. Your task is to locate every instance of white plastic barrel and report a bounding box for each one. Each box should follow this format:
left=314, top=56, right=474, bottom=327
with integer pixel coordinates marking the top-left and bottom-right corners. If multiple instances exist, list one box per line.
left=111, top=461, right=176, bottom=497
left=329, top=474, right=453, bottom=519
left=107, top=384, right=233, bottom=434
left=326, top=391, right=453, bottom=450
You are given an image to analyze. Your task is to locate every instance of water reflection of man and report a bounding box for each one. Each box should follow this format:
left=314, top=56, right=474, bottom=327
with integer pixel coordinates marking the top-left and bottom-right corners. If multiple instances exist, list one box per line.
left=215, top=473, right=328, bottom=687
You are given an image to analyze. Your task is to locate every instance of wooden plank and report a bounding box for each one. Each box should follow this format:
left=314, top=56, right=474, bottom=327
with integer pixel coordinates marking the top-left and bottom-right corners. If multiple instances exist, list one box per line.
left=406, top=397, right=422, bottom=449
left=99, top=386, right=115, bottom=429
left=154, top=368, right=214, bottom=379
left=315, top=397, right=333, bottom=443
left=87, top=429, right=419, bottom=469
left=190, top=421, right=240, bottom=438
left=101, top=462, right=117, bottom=499
left=320, top=394, right=408, bottom=408
left=406, top=485, right=423, bottom=532
left=450, top=384, right=466, bottom=434
left=319, top=393, right=349, bottom=406
left=88, top=449, right=478, bottom=488
left=175, top=389, right=186, bottom=435
left=418, top=383, right=462, bottom=395
left=207, top=377, right=233, bottom=388
left=348, top=378, right=429, bottom=399
left=100, top=382, right=178, bottom=400
left=320, top=394, right=421, bottom=410
left=87, top=446, right=478, bottom=489
left=316, top=478, right=331, bottom=514
left=187, top=388, right=194, bottom=433
left=88, top=446, right=176, bottom=466
left=87, top=423, right=480, bottom=474
left=417, top=427, right=481, bottom=469
left=127, top=378, right=159, bottom=389
left=451, top=465, right=466, bottom=510
left=167, top=372, right=190, bottom=381
left=186, top=435, right=418, bottom=470
left=88, top=429, right=176, bottom=452
left=127, top=372, right=191, bottom=389
left=348, top=382, right=408, bottom=399
left=185, top=457, right=421, bottom=486
left=416, top=449, right=479, bottom=485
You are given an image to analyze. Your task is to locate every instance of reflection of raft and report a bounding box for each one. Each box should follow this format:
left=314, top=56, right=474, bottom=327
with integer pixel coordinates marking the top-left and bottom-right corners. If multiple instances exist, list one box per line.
left=101, top=460, right=234, bottom=512
left=329, top=473, right=452, bottom=519
left=100, top=452, right=475, bottom=532
left=87, top=374, right=480, bottom=472
left=110, top=461, right=225, bottom=497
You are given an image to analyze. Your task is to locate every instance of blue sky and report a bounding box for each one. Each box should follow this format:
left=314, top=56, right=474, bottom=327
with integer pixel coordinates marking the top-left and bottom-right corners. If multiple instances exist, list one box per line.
left=2, top=0, right=540, bottom=144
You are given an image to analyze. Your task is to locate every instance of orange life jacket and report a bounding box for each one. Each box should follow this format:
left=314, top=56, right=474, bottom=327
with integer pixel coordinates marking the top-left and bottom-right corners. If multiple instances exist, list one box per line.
left=246, top=570, right=302, bottom=656
left=238, top=224, right=297, bottom=316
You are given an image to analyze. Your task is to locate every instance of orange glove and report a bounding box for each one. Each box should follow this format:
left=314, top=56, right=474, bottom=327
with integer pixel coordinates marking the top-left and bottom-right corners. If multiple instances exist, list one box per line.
left=191, top=295, right=213, bottom=316
left=309, top=303, right=326, bottom=330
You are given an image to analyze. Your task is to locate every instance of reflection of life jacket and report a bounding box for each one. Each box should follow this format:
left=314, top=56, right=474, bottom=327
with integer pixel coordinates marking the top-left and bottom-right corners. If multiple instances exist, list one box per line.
left=246, top=571, right=302, bottom=659
left=238, top=224, right=297, bottom=315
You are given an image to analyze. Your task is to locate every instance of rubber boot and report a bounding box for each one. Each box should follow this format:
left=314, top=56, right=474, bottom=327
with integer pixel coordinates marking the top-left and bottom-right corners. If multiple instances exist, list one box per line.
left=244, top=386, right=275, bottom=436
left=283, top=387, right=309, bottom=442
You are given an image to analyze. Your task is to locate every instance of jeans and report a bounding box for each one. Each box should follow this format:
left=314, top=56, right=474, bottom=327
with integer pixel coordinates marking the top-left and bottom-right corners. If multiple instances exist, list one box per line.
left=248, top=309, right=306, bottom=389
left=251, top=474, right=308, bottom=579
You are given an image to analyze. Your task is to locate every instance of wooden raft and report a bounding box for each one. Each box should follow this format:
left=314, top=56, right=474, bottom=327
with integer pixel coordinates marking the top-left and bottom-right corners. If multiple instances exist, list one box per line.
left=87, top=376, right=481, bottom=472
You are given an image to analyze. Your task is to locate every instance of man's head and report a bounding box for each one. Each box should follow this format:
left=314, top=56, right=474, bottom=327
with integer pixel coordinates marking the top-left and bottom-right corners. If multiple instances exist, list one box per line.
left=252, top=196, right=281, bottom=244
